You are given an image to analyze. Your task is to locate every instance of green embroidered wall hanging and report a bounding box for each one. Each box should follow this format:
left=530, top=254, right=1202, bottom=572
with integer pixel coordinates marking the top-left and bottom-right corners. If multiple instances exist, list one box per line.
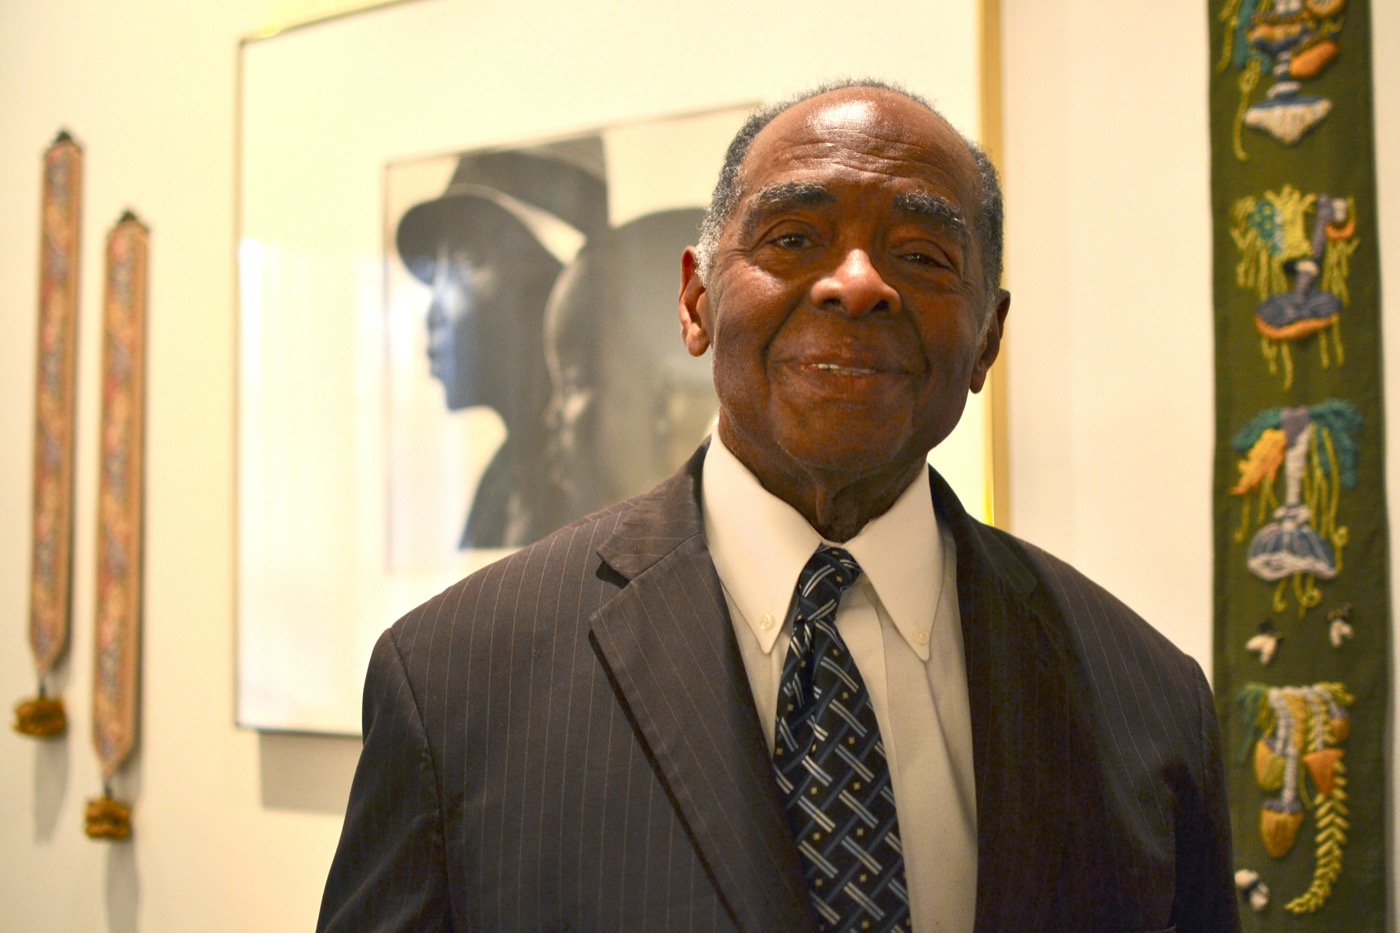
left=1211, top=0, right=1390, bottom=926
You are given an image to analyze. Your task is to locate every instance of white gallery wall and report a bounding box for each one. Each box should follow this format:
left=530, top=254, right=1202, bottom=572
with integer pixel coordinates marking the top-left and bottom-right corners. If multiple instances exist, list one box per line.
left=0, top=1, right=1395, bottom=931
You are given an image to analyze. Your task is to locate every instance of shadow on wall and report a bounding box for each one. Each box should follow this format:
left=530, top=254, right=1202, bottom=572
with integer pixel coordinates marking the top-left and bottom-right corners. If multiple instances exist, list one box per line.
left=258, top=732, right=361, bottom=814
left=107, top=842, right=139, bottom=933
left=31, top=731, right=69, bottom=840
left=25, top=734, right=139, bottom=932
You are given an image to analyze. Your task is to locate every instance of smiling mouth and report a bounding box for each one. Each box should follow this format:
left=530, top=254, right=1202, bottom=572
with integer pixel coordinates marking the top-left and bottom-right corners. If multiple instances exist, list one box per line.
left=807, top=362, right=881, bottom=376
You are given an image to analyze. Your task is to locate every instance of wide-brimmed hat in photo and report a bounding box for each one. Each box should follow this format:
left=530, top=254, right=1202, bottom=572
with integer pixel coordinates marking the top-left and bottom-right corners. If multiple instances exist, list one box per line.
left=396, top=146, right=608, bottom=283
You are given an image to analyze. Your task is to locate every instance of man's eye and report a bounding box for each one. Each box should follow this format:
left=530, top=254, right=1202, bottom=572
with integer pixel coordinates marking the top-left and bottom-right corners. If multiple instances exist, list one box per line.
left=772, top=233, right=812, bottom=249
left=902, top=249, right=951, bottom=269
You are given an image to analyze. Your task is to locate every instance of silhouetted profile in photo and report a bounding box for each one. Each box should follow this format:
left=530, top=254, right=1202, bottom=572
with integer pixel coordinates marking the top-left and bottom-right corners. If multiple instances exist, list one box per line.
left=396, top=148, right=607, bottom=548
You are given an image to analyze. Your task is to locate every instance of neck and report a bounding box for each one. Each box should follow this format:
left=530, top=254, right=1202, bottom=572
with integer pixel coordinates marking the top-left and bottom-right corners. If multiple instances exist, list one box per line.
left=795, top=470, right=922, bottom=542
left=719, top=427, right=923, bottom=543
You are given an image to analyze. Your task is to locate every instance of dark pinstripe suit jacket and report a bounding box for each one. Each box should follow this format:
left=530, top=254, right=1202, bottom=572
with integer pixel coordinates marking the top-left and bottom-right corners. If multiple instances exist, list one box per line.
left=318, top=447, right=1239, bottom=933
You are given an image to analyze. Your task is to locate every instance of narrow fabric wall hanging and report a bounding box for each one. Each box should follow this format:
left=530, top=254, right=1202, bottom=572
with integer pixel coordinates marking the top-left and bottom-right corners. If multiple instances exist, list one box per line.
left=1210, top=0, right=1390, bottom=926
left=86, top=211, right=149, bottom=841
left=15, top=130, right=84, bottom=740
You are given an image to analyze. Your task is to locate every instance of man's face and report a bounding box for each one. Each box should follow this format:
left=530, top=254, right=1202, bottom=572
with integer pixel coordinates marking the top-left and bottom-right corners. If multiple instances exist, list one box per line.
left=681, top=89, right=1008, bottom=505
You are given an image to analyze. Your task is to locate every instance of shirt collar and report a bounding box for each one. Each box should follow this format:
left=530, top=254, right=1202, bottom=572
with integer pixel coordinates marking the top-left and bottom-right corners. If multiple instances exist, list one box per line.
left=702, top=435, right=942, bottom=660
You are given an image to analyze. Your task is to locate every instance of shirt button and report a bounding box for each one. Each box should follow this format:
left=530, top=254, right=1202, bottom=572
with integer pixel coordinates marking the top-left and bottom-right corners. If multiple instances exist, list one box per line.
left=915, top=630, right=929, bottom=646
left=760, top=614, right=775, bottom=631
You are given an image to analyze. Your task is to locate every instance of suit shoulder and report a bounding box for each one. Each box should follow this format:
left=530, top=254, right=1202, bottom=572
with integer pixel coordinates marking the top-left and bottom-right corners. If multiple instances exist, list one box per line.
left=387, top=505, right=627, bottom=655
left=976, top=523, right=1202, bottom=678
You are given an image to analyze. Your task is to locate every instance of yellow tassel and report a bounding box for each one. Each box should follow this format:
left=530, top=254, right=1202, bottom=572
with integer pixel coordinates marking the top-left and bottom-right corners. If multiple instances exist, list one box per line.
left=85, top=796, right=133, bottom=841
left=13, top=695, right=67, bottom=738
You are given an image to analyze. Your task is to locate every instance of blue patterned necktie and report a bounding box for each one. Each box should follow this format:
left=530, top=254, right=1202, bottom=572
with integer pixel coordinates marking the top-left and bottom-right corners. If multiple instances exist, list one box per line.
left=774, top=545, right=911, bottom=932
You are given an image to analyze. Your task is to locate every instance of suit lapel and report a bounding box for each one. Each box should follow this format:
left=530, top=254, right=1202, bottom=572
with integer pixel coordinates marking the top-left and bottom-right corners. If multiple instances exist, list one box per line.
left=590, top=451, right=817, bottom=933
left=931, top=471, right=1076, bottom=933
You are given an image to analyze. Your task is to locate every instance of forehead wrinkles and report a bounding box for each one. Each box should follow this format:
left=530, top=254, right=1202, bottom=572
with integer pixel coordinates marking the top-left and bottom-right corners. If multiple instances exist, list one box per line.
left=746, top=123, right=945, bottom=185
left=769, top=91, right=969, bottom=170
left=734, top=103, right=977, bottom=216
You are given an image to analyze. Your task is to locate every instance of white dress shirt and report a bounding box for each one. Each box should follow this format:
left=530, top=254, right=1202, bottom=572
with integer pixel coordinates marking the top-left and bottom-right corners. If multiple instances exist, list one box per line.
left=701, top=436, right=977, bottom=933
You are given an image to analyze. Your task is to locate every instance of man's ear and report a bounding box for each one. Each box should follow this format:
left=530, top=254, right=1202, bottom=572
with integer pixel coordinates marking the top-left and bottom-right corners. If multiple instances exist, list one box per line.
left=679, top=247, right=712, bottom=357
left=969, top=288, right=1010, bottom=393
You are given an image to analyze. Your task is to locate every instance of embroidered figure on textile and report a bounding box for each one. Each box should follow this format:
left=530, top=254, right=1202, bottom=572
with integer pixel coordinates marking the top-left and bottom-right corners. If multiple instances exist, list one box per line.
left=1245, top=619, right=1284, bottom=665
left=1234, top=868, right=1271, bottom=912
left=1218, top=0, right=1347, bottom=153
left=1326, top=602, right=1354, bottom=647
left=1232, top=186, right=1357, bottom=389
left=1237, top=682, right=1352, bottom=914
left=1230, top=400, right=1360, bottom=613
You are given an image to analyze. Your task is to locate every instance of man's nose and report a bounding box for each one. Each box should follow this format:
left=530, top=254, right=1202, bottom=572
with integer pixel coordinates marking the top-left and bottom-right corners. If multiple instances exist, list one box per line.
left=809, top=248, right=899, bottom=317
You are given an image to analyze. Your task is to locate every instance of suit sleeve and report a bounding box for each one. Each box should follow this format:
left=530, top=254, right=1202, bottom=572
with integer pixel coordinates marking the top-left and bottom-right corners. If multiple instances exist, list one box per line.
left=1175, top=661, right=1241, bottom=933
left=317, top=629, right=454, bottom=933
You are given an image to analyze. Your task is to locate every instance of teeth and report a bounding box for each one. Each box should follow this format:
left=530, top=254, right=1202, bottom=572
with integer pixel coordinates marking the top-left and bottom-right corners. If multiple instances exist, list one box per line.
left=813, top=363, right=875, bottom=376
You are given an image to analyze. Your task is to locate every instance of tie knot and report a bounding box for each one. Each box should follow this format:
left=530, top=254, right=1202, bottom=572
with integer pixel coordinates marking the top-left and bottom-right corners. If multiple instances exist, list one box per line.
left=798, top=545, right=863, bottom=610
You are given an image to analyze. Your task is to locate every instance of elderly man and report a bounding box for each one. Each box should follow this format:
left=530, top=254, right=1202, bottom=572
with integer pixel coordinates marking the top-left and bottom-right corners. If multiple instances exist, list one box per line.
left=318, top=81, right=1239, bottom=933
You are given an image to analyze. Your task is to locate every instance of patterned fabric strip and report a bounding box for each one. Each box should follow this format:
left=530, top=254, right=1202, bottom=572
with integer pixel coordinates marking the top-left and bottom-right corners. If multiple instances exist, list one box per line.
left=92, top=212, right=149, bottom=784
left=29, top=131, right=83, bottom=680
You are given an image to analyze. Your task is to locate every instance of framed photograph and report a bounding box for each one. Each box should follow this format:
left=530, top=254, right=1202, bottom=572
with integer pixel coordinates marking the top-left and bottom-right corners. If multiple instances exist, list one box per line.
left=236, top=16, right=754, bottom=734
left=236, top=0, right=995, bottom=735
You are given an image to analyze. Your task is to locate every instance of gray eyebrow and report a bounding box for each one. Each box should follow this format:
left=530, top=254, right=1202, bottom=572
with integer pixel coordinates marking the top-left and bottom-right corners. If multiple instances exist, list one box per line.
left=737, top=181, right=834, bottom=242
left=892, top=191, right=969, bottom=246
left=735, top=182, right=970, bottom=249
